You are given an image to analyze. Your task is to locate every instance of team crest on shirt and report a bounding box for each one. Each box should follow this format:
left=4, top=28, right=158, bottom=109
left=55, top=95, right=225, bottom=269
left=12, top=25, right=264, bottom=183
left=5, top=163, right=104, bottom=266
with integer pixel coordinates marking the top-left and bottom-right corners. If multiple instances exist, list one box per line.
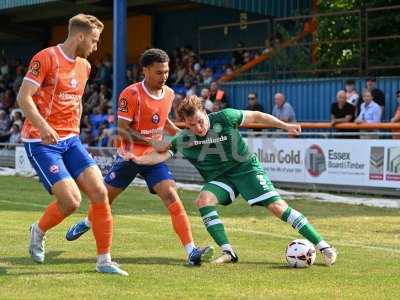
left=49, top=165, right=60, bottom=174
left=152, top=113, right=160, bottom=124
left=109, top=172, right=116, bottom=180
left=29, top=60, right=40, bottom=77
left=70, top=78, right=78, bottom=89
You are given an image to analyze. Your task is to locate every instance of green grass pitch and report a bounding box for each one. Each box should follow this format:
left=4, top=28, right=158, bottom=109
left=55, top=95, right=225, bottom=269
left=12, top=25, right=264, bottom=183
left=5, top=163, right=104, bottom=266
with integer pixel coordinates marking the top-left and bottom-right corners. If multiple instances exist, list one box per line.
left=0, top=176, right=399, bottom=299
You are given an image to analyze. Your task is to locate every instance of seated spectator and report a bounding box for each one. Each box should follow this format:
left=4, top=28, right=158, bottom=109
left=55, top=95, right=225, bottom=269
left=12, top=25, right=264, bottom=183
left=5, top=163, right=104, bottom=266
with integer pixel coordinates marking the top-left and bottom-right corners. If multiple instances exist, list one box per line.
left=0, top=109, right=10, bottom=134
left=10, top=110, right=23, bottom=129
left=8, top=123, right=21, bottom=144
left=246, top=92, right=264, bottom=112
left=202, top=67, right=213, bottom=85
left=200, top=88, right=214, bottom=113
left=390, top=90, right=400, bottom=123
left=210, top=81, right=228, bottom=110
left=345, top=79, right=359, bottom=107
left=184, top=80, right=196, bottom=97
left=366, top=77, right=385, bottom=118
left=170, top=93, right=185, bottom=121
left=272, top=92, right=296, bottom=122
left=80, top=115, right=93, bottom=145
left=355, top=90, right=381, bottom=124
left=331, top=90, right=355, bottom=125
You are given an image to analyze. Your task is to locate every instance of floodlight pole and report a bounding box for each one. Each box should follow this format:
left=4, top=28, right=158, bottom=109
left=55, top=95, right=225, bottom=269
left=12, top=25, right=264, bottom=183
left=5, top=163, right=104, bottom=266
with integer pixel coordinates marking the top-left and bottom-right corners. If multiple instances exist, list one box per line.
left=112, top=0, right=127, bottom=128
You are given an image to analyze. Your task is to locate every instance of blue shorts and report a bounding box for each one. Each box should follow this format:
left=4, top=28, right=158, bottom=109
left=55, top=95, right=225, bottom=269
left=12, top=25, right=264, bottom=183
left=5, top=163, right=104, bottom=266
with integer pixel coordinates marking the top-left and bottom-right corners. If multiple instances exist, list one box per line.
left=24, top=136, right=96, bottom=194
left=104, top=155, right=174, bottom=194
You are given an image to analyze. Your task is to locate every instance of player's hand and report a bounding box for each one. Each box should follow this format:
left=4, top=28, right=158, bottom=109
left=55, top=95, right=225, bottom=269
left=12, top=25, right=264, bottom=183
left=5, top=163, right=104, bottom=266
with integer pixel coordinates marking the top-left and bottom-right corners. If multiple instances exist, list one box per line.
left=151, top=140, right=171, bottom=153
left=40, top=124, right=59, bottom=145
left=285, top=123, right=301, bottom=136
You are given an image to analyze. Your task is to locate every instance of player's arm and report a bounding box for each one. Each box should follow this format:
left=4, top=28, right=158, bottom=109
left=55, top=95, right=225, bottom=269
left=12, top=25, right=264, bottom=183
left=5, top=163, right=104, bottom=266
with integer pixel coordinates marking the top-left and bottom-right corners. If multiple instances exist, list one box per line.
left=242, top=110, right=301, bottom=135
left=17, top=54, right=59, bottom=144
left=117, top=117, right=151, bottom=145
left=130, top=150, right=173, bottom=165
left=164, top=117, right=181, bottom=136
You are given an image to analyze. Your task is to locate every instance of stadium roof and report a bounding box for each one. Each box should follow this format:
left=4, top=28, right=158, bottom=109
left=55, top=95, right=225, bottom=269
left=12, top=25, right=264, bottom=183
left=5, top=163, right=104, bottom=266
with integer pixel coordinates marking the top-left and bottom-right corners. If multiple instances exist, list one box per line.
left=0, top=0, right=310, bottom=41
left=0, top=0, right=56, bottom=10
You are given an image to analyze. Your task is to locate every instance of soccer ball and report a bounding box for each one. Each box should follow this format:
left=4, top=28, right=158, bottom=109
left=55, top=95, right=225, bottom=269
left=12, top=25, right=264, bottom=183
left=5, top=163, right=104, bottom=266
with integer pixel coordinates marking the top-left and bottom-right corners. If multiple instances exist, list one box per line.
left=285, top=239, right=316, bottom=268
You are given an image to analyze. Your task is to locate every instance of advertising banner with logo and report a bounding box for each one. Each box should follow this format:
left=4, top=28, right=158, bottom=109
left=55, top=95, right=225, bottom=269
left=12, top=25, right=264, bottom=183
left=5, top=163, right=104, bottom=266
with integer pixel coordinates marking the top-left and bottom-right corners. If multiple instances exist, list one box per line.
left=246, top=138, right=400, bottom=189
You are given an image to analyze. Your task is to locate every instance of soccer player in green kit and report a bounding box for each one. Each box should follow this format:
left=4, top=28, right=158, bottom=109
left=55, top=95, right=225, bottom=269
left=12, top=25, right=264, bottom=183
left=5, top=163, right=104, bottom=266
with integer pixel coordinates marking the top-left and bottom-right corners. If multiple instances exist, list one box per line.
left=131, top=95, right=337, bottom=266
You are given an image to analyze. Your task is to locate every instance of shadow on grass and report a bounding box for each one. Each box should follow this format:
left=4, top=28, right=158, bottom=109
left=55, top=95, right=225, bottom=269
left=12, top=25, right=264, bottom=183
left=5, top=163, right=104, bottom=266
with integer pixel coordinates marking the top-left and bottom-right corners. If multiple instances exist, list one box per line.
left=1, top=176, right=398, bottom=219
left=1, top=270, right=94, bottom=277
left=2, top=254, right=185, bottom=267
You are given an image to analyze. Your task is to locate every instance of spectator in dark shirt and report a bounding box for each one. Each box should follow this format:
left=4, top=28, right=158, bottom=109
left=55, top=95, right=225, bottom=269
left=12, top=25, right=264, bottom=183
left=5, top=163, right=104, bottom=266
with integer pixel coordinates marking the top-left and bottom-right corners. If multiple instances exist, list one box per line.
left=331, top=90, right=355, bottom=137
left=246, top=92, right=264, bottom=112
left=366, top=77, right=385, bottom=118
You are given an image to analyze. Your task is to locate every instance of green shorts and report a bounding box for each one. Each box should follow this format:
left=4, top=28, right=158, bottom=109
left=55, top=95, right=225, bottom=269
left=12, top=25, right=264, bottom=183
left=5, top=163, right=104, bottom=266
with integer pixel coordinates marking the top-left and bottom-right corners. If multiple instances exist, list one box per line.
left=201, top=156, right=281, bottom=207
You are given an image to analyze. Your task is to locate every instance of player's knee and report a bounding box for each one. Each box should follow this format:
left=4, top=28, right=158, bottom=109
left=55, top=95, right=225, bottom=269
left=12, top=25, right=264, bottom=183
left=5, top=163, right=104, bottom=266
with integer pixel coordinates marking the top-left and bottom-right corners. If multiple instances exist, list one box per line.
left=267, top=200, right=288, bottom=218
left=161, top=187, right=179, bottom=207
left=195, top=194, right=215, bottom=208
left=88, top=184, right=109, bottom=203
left=61, top=193, right=81, bottom=215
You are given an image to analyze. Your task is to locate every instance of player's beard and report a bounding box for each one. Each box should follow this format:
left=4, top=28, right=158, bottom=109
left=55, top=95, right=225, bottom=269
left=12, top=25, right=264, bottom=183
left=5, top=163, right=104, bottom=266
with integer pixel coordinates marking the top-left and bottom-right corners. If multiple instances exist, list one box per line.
left=76, top=42, right=90, bottom=58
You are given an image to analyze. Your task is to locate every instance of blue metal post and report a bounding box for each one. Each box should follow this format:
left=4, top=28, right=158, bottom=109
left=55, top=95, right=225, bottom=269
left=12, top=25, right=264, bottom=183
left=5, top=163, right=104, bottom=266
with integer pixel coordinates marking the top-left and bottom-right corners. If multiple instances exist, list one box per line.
left=113, top=0, right=127, bottom=126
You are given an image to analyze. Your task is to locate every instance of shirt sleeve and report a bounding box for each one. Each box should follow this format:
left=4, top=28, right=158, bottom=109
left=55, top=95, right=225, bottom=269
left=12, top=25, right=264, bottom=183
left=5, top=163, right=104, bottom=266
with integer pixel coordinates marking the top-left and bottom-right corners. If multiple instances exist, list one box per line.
left=118, top=87, right=138, bottom=122
left=24, top=50, right=51, bottom=87
left=222, top=108, right=245, bottom=127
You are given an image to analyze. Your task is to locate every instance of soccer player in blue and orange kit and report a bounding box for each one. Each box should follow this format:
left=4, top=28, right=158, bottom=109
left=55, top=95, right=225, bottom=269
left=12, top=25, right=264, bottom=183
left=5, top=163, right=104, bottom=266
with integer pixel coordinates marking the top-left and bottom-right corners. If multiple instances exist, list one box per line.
left=66, top=49, right=213, bottom=266
left=17, top=14, right=127, bottom=275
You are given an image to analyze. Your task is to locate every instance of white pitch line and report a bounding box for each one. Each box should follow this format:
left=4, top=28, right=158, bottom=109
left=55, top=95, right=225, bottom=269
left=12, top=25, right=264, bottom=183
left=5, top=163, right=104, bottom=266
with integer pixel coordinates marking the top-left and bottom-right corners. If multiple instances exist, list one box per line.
left=120, top=215, right=400, bottom=255
left=1, top=199, right=399, bottom=254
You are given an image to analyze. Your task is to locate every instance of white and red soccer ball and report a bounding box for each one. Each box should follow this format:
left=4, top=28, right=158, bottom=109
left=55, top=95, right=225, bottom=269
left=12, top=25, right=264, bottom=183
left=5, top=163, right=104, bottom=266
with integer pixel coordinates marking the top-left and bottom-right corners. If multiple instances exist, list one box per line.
left=285, top=239, right=316, bottom=268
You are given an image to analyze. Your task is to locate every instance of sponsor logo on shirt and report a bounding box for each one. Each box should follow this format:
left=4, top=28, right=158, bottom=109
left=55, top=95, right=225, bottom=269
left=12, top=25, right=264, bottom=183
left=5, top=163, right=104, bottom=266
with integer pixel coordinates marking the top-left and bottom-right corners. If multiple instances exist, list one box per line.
left=191, top=135, right=228, bottom=146
left=59, top=92, right=81, bottom=102
left=140, top=127, right=163, bottom=135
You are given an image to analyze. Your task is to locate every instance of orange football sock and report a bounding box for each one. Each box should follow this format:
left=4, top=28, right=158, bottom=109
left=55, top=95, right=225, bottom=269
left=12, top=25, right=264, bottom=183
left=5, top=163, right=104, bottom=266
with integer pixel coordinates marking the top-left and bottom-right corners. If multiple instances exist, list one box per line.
left=38, top=201, right=66, bottom=233
left=90, top=201, right=113, bottom=255
left=168, top=201, right=194, bottom=248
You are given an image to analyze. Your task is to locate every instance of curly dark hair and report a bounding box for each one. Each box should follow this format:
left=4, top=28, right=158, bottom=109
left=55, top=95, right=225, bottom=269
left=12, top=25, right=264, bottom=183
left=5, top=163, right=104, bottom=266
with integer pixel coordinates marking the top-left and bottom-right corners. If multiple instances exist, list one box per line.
left=139, top=48, right=169, bottom=67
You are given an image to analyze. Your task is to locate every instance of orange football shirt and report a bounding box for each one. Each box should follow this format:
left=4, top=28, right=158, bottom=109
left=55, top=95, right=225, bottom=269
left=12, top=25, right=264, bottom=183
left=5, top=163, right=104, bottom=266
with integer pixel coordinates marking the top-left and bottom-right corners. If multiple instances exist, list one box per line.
left=117, top=81, right=174, bottom=159
left=22, top=45, right=90, bottom=141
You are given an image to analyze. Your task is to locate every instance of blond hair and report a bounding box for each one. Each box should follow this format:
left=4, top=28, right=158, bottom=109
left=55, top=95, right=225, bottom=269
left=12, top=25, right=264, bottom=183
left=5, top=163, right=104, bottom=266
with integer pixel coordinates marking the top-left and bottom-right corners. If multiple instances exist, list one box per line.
left=68, top=14, right=104, bottom=34
left=177, top=95, right=205, bottom=120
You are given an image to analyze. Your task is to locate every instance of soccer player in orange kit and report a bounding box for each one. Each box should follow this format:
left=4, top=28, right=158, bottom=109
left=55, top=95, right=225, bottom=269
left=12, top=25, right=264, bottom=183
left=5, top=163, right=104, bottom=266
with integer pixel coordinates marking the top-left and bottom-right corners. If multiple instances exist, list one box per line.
left=66, top=48, right=213, bottom=266
left=17, top=14, right=128, bottom=275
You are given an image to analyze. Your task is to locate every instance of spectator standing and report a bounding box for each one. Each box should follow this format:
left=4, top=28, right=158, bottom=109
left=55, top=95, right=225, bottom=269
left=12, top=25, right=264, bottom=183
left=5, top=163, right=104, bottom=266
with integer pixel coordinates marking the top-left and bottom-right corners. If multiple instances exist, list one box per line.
left=210, top=81, right=228, bottom=110
left=390, top=90, right=400, bottom=123
left=390, top=90, right=400, bottom=139
left=356, top=89, right=381, bottom=139
left=246, top=92, right=264, bottom=112
left=200, top=88, right=214, bottom=113
left=345, top=79, right=359, bottom=107
left=366, top=77, right=385, bottom=118
left=331, top=90, right=355, bottom=137
left=272, top=92, right=296, bottom=122
left=356, top=90, right=381, bottom=123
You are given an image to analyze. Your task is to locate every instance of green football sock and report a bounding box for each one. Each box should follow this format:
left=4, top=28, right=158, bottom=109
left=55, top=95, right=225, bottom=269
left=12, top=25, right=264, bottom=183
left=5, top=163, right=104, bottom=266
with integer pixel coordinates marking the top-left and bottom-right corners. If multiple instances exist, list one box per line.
left=281, top=207, right=323, bottom=245
left=199, top=206, right=230, bottom=246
